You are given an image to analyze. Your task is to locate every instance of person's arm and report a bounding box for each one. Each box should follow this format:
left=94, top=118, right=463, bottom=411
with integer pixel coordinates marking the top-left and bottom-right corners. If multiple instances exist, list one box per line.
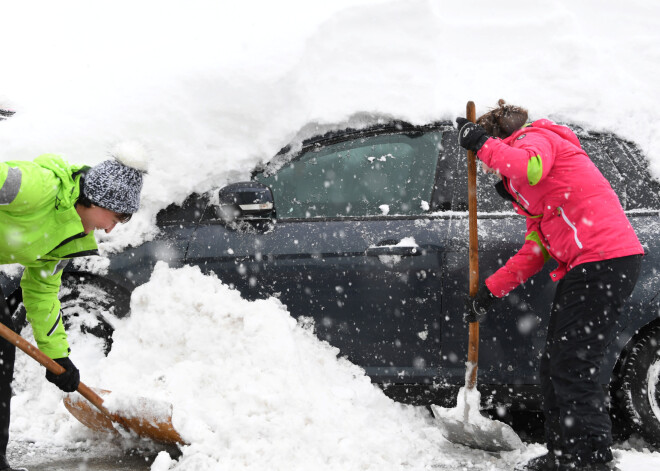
left=485, top=222, right=551, bottom=298
left=477, top=134, right=555, bottom=187
left=23, top=264, right=81, bottom=392
left=455, top=118, right=557, bottom=187
left=20, top=262, right=70, bottom=359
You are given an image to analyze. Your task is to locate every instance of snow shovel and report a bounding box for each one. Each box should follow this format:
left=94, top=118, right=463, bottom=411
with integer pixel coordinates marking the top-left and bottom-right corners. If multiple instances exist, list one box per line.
left=0, top=321, right=185, bottom=445
left=430, top=101, right=523, bottom=452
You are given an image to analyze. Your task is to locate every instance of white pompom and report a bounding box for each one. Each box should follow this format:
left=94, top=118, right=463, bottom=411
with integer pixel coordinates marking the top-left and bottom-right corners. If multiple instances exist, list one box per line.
left=109, top=140, right=150, bottom=172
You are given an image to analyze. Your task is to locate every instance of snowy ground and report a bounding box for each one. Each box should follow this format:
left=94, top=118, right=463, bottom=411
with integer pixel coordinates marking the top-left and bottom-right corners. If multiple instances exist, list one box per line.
left=2, top=0, right=660, bottom=470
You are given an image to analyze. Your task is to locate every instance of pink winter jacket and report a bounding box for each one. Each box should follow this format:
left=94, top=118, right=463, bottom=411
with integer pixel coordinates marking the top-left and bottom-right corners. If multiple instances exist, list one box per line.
left=477, top=119, right=644, bottom=298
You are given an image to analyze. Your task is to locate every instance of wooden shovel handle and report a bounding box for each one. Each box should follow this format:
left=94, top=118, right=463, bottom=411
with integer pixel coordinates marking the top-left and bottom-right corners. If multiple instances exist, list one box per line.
left=0, top=322, right=110, bottom=415
left=466, top=101, right=480, bottom=390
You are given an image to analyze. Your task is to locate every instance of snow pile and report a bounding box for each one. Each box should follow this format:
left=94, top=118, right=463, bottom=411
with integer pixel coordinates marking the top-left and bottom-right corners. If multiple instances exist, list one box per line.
left=10, top=265, right=660, bottom=470
left=10, top=264, right=532, bottom=470
left=98, top=263, right=450, bottom=470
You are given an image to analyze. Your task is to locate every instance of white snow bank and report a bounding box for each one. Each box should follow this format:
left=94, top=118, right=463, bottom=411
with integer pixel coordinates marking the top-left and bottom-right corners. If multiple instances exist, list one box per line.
left=10, top=264, right=660, bottom=470
left=99, top=263, right=451, bottom=470
left=617, top=449, right=660, bottom=471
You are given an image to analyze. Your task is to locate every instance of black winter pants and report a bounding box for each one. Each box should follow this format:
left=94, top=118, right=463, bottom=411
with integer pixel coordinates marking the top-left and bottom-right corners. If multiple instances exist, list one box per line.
left=0, top=293, right=16, bottom=457
left=540, top=254, right=641, bottom=463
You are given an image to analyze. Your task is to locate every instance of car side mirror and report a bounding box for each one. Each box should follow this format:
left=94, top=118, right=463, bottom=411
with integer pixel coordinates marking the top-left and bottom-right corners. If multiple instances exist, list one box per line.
left=216, top=182, right=275, bottom=221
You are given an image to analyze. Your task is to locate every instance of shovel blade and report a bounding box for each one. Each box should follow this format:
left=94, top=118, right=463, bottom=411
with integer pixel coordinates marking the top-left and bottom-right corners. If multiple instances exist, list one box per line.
left=431, top=404, right=524, bottom=452
left=63, top=388, right=185, bottom=445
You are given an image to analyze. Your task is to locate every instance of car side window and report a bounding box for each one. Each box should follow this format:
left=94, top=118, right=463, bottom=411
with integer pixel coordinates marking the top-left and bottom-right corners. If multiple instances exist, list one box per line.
left=256, top=131, right=444, bottom=218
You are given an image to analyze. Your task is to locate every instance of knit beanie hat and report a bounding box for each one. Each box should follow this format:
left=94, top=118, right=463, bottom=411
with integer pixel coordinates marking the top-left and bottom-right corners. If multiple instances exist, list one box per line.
left=83, top=142, right=148, bottom=214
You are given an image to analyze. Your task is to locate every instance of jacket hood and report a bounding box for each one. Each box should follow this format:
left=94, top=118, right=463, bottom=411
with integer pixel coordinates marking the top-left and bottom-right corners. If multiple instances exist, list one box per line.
left=530, top=119, right=582, bottom=148
left=33, top=154, right=86, bottom=209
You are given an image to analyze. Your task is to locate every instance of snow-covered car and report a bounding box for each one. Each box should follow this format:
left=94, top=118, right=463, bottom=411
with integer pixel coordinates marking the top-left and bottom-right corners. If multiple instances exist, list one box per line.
left=3, top=120, right=660, bottom=445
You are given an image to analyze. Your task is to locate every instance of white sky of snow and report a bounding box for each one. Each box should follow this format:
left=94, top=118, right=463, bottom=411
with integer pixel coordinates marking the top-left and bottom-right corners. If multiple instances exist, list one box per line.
left=2, top=0, right=660, bottom=469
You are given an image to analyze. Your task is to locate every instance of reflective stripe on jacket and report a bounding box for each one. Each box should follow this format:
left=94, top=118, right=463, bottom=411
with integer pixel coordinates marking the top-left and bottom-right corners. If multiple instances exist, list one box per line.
left=478, top=120, right=644, bottom=298
left=0, top=155, right=98, bottom=358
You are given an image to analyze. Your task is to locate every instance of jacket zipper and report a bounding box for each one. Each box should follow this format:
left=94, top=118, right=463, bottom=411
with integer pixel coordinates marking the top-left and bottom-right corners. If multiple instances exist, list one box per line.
left=47, top=311, right=62, bottom=336
left=508, top=180, right=530, bottom=207
left=558, top=207, right=583, bottom=249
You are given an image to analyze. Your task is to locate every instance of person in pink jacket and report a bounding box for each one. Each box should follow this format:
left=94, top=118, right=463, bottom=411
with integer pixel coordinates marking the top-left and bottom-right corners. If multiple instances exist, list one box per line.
left=457, top=101, right=644, bottom=471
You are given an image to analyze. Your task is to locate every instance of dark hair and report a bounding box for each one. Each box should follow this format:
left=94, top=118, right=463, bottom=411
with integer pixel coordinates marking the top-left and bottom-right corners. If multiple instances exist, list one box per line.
left=477, top=99, right=529, bottom=139
left=76, top=175, right=132, bottom=223
left=76, top=175, right=93, bottom=208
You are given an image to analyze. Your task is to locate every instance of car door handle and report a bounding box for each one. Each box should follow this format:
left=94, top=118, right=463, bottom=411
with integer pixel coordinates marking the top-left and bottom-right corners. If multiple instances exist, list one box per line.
left=365, top=240, right=421, bottom=257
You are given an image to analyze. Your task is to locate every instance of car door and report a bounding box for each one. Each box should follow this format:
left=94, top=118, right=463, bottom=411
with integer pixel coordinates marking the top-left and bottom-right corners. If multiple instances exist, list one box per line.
left=186, top=126, right=452, bottom=384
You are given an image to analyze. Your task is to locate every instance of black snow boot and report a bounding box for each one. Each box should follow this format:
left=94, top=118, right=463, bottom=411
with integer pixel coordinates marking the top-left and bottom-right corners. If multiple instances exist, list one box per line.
left=0, top=455, right=28, bottom=471
left=556, top=460, right=611, bottom=470
left=556, top=446, right=617, bottom=470
left=556, top=451, right=617, bottom=471
left=515, top=451, right=558, bottom=470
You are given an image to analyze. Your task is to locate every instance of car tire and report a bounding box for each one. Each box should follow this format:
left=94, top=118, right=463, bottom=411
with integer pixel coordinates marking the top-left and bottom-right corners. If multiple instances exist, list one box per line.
left=12, top=274, right=131, bottom=356
left=619, top=324, right=660, bottom=446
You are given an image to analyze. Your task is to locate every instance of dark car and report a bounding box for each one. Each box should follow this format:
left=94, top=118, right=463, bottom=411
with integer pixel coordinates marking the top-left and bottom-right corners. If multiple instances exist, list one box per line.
left=2, top=119, right=660, bottom=444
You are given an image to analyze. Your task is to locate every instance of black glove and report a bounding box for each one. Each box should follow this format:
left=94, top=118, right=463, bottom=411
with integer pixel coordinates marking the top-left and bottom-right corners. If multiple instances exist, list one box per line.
left=46, top=357, right=80, bottom=393
left=456, top=117, right=489, bottom=152
left=464, top=285, right=497, bottom=323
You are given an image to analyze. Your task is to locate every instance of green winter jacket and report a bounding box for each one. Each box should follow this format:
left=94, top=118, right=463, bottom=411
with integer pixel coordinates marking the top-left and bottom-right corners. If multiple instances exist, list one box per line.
left=0, top=154, right=98, bottom=358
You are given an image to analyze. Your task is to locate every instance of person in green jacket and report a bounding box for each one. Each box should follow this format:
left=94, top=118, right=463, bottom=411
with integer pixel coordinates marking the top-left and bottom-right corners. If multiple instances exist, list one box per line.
left=0, top=154, right=144, bottom=471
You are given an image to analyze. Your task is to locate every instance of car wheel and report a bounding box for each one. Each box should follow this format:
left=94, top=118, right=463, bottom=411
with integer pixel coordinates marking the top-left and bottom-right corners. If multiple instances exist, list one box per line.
left=12, top=274, right=131, bottom=356
left=619, top=324, right=660, bottom=446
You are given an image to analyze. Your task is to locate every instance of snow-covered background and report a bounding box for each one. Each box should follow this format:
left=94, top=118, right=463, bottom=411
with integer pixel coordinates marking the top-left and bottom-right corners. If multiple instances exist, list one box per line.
left=2, top=0, right=660, bottom=469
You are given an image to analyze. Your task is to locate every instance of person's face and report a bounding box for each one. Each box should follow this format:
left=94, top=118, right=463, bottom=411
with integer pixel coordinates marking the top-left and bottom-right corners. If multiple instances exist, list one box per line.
left=76, top=204, right=126, bottom=234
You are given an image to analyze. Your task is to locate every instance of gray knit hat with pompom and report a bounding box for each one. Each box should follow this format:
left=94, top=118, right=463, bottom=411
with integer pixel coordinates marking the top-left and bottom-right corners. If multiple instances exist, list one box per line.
left=83, top=159, right=144, bottom=214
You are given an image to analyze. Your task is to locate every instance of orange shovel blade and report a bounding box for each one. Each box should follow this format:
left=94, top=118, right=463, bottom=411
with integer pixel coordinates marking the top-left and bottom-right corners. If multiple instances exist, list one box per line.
left=63, top=388, right=185, bottom=445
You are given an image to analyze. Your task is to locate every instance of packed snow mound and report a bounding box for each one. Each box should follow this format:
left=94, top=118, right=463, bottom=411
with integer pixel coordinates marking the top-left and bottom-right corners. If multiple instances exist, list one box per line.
left=11, top=265, right=660, bottom=470
left=99, top=263, right=450, bottom=470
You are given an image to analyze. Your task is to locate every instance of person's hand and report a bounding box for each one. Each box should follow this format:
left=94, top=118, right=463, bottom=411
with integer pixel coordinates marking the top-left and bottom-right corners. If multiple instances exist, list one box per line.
left=464, top=285, right=497, bottom=323
left=456, top=117, right=489, bottom=152
left=46, top=357, right=80, bottom=393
